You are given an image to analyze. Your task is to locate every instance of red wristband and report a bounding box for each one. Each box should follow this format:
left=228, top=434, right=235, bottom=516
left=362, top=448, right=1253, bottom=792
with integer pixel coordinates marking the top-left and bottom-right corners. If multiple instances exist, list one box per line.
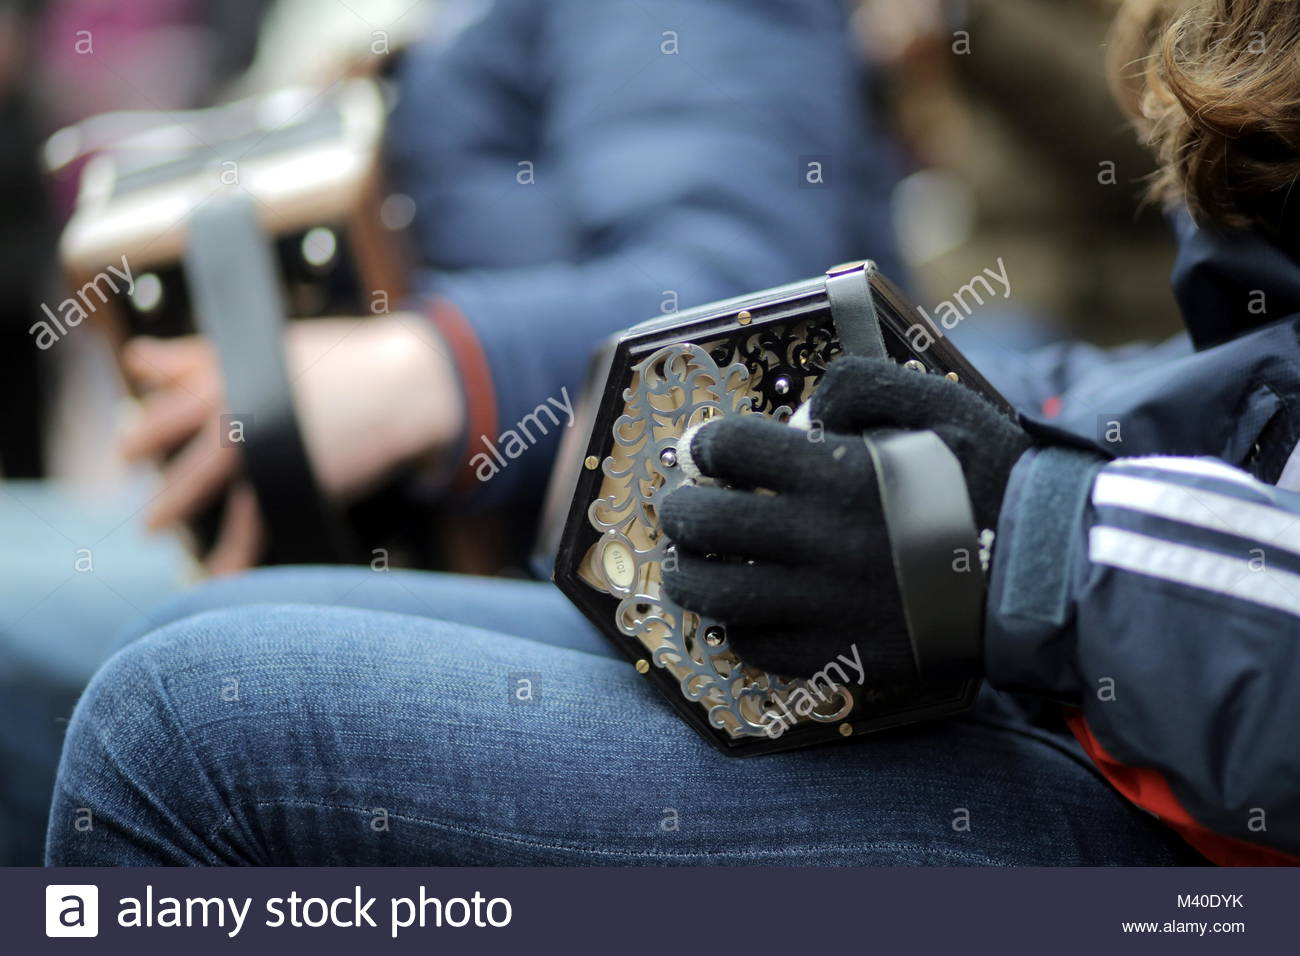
left=426, top=298, right=498, bottom=493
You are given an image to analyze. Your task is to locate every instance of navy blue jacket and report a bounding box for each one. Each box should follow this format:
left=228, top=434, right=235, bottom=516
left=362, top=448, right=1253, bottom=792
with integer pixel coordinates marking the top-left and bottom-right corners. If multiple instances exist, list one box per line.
left=386, top=0, right=902, bottom=506
left=978, top=215, right=1300, bottom=864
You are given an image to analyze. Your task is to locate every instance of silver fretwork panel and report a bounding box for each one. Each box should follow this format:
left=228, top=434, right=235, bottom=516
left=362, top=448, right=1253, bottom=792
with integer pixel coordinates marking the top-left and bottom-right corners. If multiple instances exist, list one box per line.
left=577, top=320, right=854, bottom=739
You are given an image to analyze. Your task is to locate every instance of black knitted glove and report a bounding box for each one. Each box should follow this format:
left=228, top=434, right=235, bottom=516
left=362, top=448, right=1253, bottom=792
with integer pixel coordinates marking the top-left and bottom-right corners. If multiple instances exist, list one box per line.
left=659, top=356, right=1030, bottom=682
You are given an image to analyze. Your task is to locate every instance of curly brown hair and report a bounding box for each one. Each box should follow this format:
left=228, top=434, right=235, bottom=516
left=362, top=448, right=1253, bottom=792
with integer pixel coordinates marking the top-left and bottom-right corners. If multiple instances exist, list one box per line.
left=1108, top=0, right=1300, bottom=233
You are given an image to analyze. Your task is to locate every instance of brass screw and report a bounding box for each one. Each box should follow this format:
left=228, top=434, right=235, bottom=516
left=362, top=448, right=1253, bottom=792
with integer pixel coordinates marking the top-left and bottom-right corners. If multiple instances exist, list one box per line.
left=946, top=371, right=960, bottom=383
left=635, top=659, right=650, bottom=674
left=737, top=310, right=752, bottom=325
left=584, top=455, right=600, bottom=470
left=838, top=722, right=853, bottom=737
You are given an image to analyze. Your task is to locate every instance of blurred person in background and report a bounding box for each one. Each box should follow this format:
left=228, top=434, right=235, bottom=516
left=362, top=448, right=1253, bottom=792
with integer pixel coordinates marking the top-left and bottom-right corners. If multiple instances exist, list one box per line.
left=119, top=0, right=903, bottom=573
left=2, top=0, right=901, bottom=864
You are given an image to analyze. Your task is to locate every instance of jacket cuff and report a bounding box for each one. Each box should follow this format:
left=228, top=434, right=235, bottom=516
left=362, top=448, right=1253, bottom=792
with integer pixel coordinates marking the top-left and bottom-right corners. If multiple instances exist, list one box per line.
left=423, top=297, right=499, bottom=495
left=983, top=445, right=1106, bottom=700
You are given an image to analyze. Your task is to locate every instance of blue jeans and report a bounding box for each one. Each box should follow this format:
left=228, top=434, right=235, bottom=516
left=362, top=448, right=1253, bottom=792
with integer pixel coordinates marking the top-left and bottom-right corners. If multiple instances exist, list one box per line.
left=45, top=567, right=1198, bottom=865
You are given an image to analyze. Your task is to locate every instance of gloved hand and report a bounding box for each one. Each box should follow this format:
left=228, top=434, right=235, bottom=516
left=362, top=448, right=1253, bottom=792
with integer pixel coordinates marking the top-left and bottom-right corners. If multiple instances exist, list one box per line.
left=659, top=356, right=1031, bottom=682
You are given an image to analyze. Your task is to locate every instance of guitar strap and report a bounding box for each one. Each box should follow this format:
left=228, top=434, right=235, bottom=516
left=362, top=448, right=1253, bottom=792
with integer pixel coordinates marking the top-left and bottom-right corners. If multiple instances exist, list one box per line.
left=183, top=196, right=355, bottom=564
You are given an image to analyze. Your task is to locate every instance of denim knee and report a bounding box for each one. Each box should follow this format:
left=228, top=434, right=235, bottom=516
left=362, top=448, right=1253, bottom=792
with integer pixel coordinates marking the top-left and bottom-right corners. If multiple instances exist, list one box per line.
left=47, top=608, right=274, bottom=865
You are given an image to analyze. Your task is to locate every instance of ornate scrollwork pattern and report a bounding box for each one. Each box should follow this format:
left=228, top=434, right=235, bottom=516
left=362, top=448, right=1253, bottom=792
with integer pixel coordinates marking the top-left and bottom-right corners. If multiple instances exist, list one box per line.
left=581, top=319, right=851, bottom=738
left=737, top=320, right=841, bottom=416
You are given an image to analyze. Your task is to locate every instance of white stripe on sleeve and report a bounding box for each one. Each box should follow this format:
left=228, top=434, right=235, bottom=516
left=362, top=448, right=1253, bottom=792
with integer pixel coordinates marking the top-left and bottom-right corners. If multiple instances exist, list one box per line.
left=1089, top=526, right=1300, bottom=620
left=1093, top=472, right=1300, bottom=559
left=1110, top=456, right=1265, bottom=492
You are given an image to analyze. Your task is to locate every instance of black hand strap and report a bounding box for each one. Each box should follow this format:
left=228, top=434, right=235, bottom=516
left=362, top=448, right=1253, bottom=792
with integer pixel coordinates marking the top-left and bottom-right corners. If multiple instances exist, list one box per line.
left=184, top=196, right=355, bottom=564
left=825, top=260, right=886, bottom=359
left=861, top=429, right=985, bottom=677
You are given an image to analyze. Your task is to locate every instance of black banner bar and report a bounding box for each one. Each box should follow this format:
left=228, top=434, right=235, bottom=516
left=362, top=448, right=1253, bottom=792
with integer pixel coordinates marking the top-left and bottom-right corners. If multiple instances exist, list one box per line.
left=5, top=866, right=1288, bottom=954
